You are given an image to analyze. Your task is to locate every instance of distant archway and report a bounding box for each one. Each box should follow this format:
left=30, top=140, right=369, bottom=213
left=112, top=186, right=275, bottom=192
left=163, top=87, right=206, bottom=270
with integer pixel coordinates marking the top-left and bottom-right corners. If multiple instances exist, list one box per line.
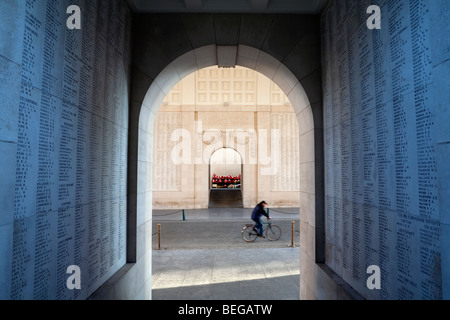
left=209, top=148, right=243, bottom=189
left=209, top=148, right=243, bottom=208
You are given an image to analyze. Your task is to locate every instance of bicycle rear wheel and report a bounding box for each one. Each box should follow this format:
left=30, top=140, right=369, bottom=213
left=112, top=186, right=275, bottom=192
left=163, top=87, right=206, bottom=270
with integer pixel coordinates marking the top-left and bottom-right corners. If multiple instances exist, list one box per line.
left=242, top=226, right=258, bottom=242
left=266, top=225, right=282, bottom=241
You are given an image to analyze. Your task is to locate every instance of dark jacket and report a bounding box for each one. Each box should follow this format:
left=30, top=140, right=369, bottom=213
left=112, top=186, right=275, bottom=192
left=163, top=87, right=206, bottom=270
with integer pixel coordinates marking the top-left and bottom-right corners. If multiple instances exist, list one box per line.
left=251, top=204, right=268, bottom=221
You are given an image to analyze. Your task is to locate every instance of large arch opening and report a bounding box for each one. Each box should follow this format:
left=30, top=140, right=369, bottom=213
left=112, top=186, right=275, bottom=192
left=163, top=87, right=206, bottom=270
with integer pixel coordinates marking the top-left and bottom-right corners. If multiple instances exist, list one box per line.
left=136, top=45, right=320, bottom=299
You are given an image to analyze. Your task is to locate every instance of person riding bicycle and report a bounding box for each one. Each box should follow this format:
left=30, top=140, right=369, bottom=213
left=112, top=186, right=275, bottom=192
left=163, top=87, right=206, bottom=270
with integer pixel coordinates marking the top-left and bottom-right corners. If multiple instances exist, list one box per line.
left=251, top=201, right=271, bottom=238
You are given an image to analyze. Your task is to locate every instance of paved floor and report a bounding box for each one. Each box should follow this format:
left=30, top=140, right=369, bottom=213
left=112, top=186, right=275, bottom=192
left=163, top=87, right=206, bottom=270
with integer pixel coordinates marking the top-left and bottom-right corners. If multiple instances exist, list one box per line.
left=151, top=208, right=301, bottom=300
left=152, top=248, right=300, bottom=300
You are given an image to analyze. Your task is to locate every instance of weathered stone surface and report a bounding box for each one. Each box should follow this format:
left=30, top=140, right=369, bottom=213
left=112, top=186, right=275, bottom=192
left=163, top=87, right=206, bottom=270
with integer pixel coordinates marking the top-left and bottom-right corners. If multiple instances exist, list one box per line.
left=0, top=0, right=131, bottom=300
left=322, top=0, right=449, bottom=300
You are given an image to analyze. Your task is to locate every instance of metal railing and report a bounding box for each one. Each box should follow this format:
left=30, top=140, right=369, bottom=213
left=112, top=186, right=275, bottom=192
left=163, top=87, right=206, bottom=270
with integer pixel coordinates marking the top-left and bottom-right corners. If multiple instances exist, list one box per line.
left=289, top=221, right=300, bottom=247
left=267, top=208, right=299, bottom=215
left=152, top=224, right=162, bottom=250
left=153, top=209, right=186, bottom=221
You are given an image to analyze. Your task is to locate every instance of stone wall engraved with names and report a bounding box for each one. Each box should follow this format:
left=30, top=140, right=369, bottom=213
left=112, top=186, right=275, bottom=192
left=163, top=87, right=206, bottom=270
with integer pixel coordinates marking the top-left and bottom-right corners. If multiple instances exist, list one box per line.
left=152, top=112, right=182, bottom=191
left=3, top=0, right=131, bottom=300
left=270, top=113, right=300, bottom=192
left=322, top=0, right=441, bottom=300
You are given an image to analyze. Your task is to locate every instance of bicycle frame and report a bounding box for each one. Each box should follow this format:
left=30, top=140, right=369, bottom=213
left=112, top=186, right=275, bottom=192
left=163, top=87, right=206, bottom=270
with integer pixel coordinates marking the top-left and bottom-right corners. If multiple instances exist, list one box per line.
left=263, top=218, right=273, bottom=228
left=252, top=219, right=273, bottom=233
left=242, top=218, right=281, bottom=242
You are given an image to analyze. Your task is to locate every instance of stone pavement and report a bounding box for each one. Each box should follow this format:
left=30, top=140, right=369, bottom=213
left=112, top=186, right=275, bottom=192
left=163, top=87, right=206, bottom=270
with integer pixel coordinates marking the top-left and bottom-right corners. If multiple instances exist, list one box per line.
left=151, top=208, right=301, bottom=300
left=152, top=248, right=300, bottom=300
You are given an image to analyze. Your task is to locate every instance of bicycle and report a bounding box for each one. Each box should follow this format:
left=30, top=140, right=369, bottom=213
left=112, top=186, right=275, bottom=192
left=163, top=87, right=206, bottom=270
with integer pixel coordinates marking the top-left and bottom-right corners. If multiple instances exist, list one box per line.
left=241, top=218, right=282, bottom=242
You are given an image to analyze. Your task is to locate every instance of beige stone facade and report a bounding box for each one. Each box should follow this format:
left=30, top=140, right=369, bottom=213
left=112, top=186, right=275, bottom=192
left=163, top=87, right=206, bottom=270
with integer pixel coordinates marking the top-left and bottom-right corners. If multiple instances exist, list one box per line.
left=152, top=66, right=300, bottom=209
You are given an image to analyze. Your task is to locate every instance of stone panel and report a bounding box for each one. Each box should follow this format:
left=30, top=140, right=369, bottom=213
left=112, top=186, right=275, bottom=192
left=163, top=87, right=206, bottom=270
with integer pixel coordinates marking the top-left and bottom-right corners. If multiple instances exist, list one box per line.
left=1, top=0, right=131, bottom=300
left=322, top=0, right=446, bottom=300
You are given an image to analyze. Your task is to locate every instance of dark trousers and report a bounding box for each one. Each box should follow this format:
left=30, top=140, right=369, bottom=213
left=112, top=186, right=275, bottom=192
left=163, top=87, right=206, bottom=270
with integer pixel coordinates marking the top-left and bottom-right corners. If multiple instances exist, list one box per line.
left=253, top=217, right=263, bottom=236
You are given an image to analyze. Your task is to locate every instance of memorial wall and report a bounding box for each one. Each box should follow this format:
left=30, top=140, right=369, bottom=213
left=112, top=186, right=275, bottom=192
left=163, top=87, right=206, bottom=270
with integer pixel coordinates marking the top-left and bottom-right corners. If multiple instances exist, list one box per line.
left=0, top=0, right=131, bottom=299
left=322, top=0, right=449, bottom=299
left=152, top=67, right=301, bottom=209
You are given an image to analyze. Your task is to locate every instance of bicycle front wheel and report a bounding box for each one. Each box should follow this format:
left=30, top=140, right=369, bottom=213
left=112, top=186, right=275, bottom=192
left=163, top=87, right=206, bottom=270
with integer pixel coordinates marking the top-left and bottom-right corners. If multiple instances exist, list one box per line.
left=265, top=225, right=282, bottom=241
left=242, top=226, right=258, bottom=242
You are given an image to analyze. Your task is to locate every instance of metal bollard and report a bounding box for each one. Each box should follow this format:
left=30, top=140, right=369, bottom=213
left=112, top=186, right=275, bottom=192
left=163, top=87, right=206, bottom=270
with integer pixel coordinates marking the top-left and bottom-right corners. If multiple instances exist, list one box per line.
left=290, top=221, right=295, bottom=247
left=158, top=224, right=161, bottom=250
left=182, top=209, right=186, bottom=221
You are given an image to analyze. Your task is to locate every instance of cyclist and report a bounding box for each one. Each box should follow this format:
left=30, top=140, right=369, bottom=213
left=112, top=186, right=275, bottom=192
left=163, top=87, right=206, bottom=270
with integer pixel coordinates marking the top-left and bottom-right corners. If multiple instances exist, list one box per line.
left=251, top=201, right=271, bottom=238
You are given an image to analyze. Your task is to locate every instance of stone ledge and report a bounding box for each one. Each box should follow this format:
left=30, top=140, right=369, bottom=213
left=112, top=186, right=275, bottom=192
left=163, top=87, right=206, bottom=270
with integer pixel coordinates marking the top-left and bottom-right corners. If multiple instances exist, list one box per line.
left=88, top=263, right=137, bottom=300
left=316, top=263, right=365, bottom=300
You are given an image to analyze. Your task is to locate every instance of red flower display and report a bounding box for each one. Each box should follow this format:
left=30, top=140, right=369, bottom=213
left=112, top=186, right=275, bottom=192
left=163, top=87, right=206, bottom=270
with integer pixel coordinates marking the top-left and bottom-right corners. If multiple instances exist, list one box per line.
left=211, top=173, right=241, bottom=189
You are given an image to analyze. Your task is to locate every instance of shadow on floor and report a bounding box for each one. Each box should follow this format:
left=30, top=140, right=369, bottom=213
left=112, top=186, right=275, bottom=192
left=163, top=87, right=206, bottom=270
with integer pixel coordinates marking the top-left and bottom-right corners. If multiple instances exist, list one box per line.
left=152, top=274, right=300, bottom=300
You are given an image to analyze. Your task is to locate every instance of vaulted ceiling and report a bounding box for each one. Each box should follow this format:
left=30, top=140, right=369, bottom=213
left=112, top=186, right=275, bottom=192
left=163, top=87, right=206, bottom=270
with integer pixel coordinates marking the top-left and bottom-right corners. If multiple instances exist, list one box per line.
left=126, top=0, right=328, bottom=14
